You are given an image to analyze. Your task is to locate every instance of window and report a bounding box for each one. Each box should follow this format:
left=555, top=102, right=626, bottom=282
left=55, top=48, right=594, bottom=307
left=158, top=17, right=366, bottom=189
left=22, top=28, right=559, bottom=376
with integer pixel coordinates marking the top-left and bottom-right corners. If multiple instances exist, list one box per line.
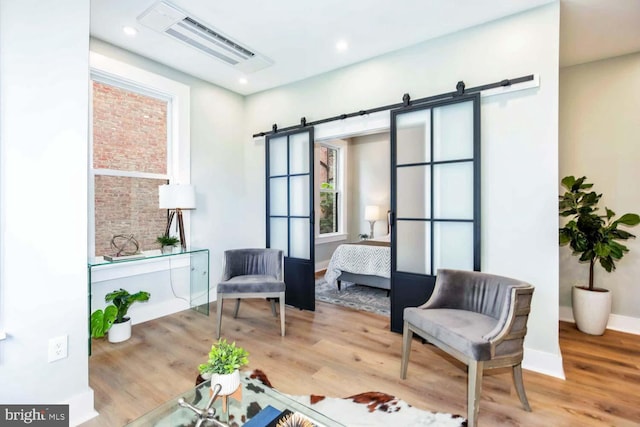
left=318, top=145, right=338, bottom=234
left=315, top=140, right=347, bottom=241
left=89, top=52, right=191, bottom=259
left=91, top=80, right=169, bottom=257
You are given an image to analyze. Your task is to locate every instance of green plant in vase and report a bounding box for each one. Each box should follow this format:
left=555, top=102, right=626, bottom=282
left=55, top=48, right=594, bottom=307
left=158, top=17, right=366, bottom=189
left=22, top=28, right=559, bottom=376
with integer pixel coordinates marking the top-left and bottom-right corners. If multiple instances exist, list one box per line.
left=559, top=175, right=639, bottom=335
left=198, top=338, right=249, bottom=396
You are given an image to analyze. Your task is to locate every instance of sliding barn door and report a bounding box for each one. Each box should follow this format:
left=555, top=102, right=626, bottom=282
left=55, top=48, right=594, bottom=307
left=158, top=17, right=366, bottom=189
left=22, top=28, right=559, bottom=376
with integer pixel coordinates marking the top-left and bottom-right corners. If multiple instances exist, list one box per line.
left=390, top=94, right=480, bottom=332
left=266, top=129, right=315, bottom=311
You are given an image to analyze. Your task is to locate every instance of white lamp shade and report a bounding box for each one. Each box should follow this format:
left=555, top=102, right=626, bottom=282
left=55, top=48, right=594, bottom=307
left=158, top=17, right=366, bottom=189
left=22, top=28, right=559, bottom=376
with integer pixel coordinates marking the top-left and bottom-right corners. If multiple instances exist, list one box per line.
left=159, top=184, right=196, bottom=209
left=364, top=205, right=380, bottom=221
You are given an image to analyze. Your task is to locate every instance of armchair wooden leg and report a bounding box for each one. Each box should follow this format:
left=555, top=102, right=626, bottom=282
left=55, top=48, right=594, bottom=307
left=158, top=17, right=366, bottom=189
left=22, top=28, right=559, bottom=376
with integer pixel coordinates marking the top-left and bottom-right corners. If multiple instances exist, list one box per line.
left=467, top=360, right=484, bottom=427
left=400, top=321, right=413, bottom=379
left=512, top=363, right=532, bottom=411
left=216, top=297, right=223, bottom=339
left=270, top=298, right=277, bottom=317
left=279, top=292, right=285, bottom=336
left=233, top=299, right=241, bottom=318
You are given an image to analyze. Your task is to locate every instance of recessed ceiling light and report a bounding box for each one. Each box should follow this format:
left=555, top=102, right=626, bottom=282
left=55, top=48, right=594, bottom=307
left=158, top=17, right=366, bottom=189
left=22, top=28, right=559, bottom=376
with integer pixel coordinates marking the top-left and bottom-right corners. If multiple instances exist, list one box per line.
left=122, top=26, right=138, bottom=37
left=239, top=77, right=248, bottom=85
left=336, top=40, right=348, bottom=52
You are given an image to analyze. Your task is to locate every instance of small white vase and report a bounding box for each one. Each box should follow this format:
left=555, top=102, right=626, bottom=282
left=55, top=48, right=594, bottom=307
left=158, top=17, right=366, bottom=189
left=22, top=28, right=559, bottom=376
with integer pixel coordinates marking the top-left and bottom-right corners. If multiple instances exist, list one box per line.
left=161, top=245, right=174, bottom=254
left=572, top=286, right=611, bottom=335
left=108, top=318, right=132, bottom=343
left=210, top=370, right=240, bottom=395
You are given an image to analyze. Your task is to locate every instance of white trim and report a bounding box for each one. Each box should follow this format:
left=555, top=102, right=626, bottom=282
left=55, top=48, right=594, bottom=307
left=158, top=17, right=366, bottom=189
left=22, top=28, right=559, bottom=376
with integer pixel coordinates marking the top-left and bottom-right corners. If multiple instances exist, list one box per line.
left=522, top=346, right=565, bottom=379
left=315, top=110, right=390, bottom=142
left=315, top=260, right=330, bottom=272
left=67, top=388, right=99, bottom=426
left=316, top=233, right=348, bottom=245
left=560, top=305, right=640, bottom=335
left=91, top=168, right=169, bottom=180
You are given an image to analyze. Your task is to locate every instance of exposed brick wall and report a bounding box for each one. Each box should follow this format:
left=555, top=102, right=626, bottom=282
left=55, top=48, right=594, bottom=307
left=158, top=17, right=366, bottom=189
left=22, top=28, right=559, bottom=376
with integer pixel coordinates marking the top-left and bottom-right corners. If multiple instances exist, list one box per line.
left=92, top=81, right=169, bottom=256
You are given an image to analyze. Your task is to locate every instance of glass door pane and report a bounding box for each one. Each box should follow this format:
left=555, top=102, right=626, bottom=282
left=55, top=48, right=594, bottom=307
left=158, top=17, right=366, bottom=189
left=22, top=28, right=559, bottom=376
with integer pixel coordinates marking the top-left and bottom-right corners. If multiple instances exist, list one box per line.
left=390, top=94, right=480, bottom=332
left=266, top=128, right=315, bottom=311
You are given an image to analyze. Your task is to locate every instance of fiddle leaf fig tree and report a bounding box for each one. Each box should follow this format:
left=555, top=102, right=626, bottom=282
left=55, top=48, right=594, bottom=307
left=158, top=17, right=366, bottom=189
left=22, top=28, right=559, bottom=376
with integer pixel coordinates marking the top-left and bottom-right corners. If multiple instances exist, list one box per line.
left=559, top=175, right=640, bottom=291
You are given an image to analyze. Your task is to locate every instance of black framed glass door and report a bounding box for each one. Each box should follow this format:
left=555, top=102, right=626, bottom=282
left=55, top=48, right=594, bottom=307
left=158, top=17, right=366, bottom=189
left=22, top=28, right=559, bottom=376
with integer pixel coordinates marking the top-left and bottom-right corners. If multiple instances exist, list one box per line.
left=390, top=94, right=480, bottom=332
left=266, top=128, right=315, bottom=311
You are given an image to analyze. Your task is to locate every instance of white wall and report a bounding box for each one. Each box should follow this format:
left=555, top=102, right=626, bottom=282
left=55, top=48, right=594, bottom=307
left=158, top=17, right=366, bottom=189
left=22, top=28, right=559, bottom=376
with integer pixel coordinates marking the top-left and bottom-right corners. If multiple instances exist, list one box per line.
left=0, top=1, right=95, bottom=424
left=559, top=52, right=640, bottom=333
left=245, top=4, right=563, bottom=377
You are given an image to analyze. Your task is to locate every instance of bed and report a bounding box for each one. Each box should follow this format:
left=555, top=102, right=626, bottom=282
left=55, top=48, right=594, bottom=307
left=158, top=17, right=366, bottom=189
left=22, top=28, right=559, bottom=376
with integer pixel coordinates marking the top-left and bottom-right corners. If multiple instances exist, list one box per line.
left=324, top=232, right=391, bottom=292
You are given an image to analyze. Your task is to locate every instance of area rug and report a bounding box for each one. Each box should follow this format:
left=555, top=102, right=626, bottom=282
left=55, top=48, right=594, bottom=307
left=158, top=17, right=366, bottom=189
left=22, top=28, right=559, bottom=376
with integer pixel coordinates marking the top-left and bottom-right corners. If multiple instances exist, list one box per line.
left=243, top=370, right=466, bottom=427
left=315, top=278, right=390, bottom=316
left=172, top=370, right=466, bottom=427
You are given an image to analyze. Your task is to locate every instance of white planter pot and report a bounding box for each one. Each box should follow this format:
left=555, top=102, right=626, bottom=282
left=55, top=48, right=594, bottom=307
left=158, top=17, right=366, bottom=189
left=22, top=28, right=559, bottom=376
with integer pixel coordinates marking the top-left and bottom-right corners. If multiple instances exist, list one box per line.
left=161, top=245, right=174, bottom=254
left=572, top=286, right=611, bottom=335
left=210, top=370, right=240, bottom=396
left=108, top=318, right=132, bottom=343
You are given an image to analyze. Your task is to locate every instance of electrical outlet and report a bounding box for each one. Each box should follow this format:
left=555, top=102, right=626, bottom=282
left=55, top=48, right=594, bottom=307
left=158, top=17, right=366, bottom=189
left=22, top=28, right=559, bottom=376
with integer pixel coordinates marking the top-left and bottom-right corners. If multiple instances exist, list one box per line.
left=48, top=335, right=68, bottom=362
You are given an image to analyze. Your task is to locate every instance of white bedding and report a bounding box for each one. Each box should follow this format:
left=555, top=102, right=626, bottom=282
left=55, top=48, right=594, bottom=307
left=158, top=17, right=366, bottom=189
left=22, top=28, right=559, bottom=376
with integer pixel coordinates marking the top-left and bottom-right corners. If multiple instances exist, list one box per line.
left=324, top=241, right=390, bottom=288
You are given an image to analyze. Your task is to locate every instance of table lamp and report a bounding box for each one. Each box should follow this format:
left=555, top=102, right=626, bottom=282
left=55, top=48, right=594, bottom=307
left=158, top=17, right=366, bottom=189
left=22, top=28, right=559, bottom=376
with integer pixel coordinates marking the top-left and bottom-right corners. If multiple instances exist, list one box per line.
left=159, top=184, right=196, bottom=251
left=364, top=205, right=380, bottom=238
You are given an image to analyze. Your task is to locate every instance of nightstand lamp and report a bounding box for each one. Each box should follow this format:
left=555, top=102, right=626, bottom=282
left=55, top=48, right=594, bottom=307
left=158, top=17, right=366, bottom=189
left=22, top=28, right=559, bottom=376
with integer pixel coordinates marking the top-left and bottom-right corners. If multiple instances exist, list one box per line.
left=364, top=205, right=380, bottom=239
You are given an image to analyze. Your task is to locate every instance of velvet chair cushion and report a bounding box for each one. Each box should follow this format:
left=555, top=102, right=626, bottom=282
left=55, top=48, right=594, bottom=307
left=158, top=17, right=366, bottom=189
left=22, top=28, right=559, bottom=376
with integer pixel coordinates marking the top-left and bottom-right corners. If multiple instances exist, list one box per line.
left=404, top=307, right=497, bottom=360
left=218, top=275, right=285, bottom=293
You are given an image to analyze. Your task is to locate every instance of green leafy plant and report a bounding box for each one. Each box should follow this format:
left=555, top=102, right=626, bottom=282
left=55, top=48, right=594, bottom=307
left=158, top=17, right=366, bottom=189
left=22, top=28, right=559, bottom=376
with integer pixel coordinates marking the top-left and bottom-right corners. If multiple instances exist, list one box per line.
left=91, top=288, right=151, bottom=338
left=156, top=235, right=180, bottom=247
left=90, top=306, right=117, bottom=338
left=198, top=339, right=249, bottom=375
left=559, top=175, right=640, bottom=290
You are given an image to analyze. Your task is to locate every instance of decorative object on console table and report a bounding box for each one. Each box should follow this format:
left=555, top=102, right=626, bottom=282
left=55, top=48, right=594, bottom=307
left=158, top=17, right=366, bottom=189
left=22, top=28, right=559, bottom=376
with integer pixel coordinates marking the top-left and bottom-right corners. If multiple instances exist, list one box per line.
left=159, top=183, right=196, bottom=252
left=559, top=175, right=640, bottom=335
left=156, top=234, right=180, bottom=254
left=90, top=288, right=151, bottom=343
left=198, top=338, right=249, bottom=396
left=364, top=205, right=380, bottom=238
left=105, top=234, right=144, bottom=261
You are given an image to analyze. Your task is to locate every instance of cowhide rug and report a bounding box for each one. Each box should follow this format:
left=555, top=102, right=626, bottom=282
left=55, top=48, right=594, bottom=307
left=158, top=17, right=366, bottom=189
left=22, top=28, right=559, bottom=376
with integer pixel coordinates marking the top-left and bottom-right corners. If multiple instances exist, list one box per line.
left=166, top=370, right=467, bottom=427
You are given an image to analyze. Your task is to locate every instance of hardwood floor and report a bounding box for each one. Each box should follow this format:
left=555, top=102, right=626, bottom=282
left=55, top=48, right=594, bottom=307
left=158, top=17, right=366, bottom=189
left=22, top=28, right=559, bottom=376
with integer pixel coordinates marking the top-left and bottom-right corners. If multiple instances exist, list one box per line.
left=82, top=300, right=640, bottom=426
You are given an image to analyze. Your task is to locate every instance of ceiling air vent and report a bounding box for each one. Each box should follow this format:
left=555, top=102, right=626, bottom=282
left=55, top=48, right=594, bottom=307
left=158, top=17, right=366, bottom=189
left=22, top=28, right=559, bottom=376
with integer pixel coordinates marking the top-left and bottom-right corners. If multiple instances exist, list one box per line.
left=137, top=1, right=272, bottom=73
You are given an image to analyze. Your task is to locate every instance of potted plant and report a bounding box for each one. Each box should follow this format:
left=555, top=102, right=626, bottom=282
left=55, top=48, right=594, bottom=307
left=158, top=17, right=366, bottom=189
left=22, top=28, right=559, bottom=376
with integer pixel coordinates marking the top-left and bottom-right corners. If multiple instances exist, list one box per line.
left=90, top=288, right=151, bottom=343
left=198, top=338, right=249, bottom=395
left=559, top=175, right=639, bottom=335
left=156, top=235, right=180, bottom=254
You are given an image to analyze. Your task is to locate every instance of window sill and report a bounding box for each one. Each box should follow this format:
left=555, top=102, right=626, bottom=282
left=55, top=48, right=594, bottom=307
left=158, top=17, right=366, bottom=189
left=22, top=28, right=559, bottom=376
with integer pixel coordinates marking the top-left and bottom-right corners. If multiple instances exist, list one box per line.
left=316, top=233, right=348, bottom=245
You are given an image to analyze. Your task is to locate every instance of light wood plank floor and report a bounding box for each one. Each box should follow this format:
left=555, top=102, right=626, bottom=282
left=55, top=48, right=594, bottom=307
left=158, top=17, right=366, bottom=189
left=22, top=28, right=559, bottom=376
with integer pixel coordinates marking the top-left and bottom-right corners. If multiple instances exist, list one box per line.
left=82, top=299, right=640, bottom=426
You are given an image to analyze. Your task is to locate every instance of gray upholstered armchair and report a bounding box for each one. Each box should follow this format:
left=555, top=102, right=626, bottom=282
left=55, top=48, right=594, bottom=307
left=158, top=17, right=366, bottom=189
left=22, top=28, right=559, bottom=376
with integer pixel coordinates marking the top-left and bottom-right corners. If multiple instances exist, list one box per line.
left=216, top=248, right=285, bottom=339
left=400, top=269, right=534, bottom=427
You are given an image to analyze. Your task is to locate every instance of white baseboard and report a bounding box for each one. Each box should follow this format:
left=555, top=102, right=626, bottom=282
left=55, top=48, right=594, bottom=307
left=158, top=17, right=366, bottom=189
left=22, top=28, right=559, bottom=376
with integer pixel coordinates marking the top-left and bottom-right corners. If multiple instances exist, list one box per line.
left=522, top=347, right=565, bottom=379
left=559, top=305, right=640, bottom=335
left=315, top=260, right=329, bottom=272
left=67, top=387, right=98, bottom=426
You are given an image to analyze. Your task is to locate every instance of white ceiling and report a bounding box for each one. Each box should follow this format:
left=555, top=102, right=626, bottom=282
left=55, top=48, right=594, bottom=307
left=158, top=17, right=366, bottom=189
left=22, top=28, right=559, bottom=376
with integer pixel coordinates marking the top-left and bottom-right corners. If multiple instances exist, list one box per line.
left=91, top=0, right=640, bottom=96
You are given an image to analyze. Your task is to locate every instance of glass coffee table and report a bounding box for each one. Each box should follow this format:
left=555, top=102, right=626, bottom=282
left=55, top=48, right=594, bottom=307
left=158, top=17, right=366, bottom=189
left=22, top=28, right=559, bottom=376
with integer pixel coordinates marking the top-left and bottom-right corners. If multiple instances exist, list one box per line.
left=126, top=373, right=345, bottom=427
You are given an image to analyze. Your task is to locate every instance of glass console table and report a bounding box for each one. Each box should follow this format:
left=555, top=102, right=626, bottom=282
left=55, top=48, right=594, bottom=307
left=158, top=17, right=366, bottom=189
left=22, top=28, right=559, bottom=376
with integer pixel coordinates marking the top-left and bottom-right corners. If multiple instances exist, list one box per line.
left=87, top=248, right=210, bottom=352
left=126, top=374, right=345, bottom=427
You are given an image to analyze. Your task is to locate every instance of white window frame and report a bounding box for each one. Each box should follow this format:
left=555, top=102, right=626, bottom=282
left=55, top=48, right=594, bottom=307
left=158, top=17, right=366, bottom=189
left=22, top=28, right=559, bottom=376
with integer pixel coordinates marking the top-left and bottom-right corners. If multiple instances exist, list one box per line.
left=315, top=139, right=348, bottom=244
left=88, top=52, right=191, bottom=259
